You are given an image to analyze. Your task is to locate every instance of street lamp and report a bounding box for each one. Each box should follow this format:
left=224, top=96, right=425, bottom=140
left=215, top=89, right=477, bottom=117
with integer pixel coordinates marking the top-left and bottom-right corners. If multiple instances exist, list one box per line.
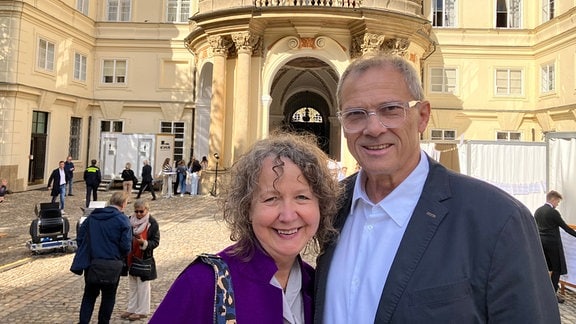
left=210, top=153, right=220, bottom=196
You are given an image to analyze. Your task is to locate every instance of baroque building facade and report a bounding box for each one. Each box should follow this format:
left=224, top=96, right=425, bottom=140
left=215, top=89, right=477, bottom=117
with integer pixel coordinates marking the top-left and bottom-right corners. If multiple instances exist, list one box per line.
left=0, top=0, right=575, bottom=191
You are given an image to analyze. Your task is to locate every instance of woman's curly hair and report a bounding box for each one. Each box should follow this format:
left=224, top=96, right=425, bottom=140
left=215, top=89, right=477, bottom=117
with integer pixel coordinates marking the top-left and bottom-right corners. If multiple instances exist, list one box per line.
left=221, top=132, right=342, bottom=260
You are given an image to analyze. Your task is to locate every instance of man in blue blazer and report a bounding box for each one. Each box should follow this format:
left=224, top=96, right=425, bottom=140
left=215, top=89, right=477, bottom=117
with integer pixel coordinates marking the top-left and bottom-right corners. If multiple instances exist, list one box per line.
left=315, top=54, right=559, bottom=323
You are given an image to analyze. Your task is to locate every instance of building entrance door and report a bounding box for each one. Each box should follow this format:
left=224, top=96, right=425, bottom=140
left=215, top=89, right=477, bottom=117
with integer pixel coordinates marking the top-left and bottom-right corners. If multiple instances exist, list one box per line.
left=28, top=111, right=48, bottom=184
left=29, top=134, right=47, bottom=184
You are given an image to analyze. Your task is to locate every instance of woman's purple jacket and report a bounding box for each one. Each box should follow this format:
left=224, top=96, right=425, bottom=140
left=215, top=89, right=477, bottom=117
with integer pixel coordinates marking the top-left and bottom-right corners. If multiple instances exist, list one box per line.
left=149, top=244, right=315, bottom=323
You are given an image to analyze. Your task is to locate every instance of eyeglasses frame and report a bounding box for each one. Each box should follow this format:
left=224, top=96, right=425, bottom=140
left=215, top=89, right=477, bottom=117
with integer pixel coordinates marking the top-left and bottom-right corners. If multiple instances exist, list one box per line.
left=337, top=100, right=421, bottom=132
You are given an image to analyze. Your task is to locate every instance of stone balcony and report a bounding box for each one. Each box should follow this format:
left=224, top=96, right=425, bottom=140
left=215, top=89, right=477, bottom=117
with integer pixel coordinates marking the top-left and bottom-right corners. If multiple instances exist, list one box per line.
left=198, top=0, right=423, bottom=16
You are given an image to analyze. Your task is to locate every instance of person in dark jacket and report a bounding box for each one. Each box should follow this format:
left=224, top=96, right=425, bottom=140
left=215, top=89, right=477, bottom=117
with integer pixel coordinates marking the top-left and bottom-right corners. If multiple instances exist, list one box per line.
left=64, top=156, right=75, bottom=196
left=121, top=199, right=160, bottom=321
left=535, top=190, right=576, bottom=303
left=136, top=160, right=156, bottom=200
left=47, top=160, right=70, bottom=211
left=121, top=162, right=136, bottom=203
left=187, top=157, right=202, bottom=195
left=71, top=191, right=132, bottom=324
left=84, top=159, right=102, bottom=208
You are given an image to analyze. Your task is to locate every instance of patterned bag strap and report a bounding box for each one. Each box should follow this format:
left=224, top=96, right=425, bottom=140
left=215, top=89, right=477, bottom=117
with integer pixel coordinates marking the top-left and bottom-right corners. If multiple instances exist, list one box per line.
left=197, top=253, right=237, bottom=324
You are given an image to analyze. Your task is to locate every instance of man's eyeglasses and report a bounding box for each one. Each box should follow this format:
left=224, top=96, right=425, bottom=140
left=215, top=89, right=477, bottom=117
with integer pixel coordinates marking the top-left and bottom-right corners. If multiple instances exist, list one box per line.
left=337, top=100, right=421, bottom=132
left=134, top=210, right=146, bottom=214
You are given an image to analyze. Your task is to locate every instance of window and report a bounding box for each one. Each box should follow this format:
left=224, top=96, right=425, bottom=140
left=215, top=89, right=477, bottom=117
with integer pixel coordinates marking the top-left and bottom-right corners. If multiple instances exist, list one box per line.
left=32, top=111, right=49, bottom=134
left=496, top=131, right=521, bottom=141
left=167, top=0, right=190, bottom=23
left=161, top=122, right=185, bottom=162
left=495, top=68, right=522, bottom=96
left=542, top=0, right=554, bottom=23
left=496, top=0, right=521, bottom=28
left=430, top=67, right=457, bottom=94
left=76, top=0, right=89, bottom=15
left=74, top=53, right=87, bottom=82
left=541, top=62, right=555, bottom=93
left=292, top=107, right=323, bottom=123
left=432, top=0, right=457, bottom=27
left=37, top=38, right=55, bottom=71
left=101, top=120, right=123, bottom=132
left=102, top=59, right=127, bottom=84
left=430, top=129, right=456, bottom=141
left=107, top=0, right=130, bottom=21
left=69, top=117, right=82, bottom=159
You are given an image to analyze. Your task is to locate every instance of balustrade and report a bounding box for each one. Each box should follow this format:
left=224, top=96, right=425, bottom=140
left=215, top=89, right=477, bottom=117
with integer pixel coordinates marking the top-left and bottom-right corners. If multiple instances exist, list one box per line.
left=253, top=0, right=361, bottom=8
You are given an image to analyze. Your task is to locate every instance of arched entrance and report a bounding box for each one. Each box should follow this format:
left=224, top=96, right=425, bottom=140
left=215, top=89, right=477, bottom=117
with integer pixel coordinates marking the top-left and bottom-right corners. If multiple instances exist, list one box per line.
left=282, top=91, right=330, bottom=154
left=268, top=56, right=339, bottom=157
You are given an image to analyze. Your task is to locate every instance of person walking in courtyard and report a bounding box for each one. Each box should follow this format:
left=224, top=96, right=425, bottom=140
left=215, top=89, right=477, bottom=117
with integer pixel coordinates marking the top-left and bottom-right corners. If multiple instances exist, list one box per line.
left=121, top=199, right=160, bottom=321
left=535, top=190, right=576, bottom=303
left=314, top=54, right=559, bottom=323
left=150, top=133, right=341, bottom=323
left=121, top=162, right=137, bottom=203
left=47, top=160, right=70, bottom=212
left=84, top=159, right=102, bottom=208
left=64, top=155, right=75, bottom=196
left=136, top=160, right=156, bottom=201
left=71, top=191, right=132, bottom=324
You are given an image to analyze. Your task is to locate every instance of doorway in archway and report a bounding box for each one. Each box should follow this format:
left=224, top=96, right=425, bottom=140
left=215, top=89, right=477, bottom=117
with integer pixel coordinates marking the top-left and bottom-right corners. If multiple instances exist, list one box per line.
left=283, top=91, right=330, bottom=154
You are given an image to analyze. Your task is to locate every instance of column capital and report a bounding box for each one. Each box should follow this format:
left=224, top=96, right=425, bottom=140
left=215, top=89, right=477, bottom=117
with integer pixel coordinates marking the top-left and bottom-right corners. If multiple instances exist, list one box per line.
left=231, top=31, right=262, bottom=56
left=383, top=38, right=410, bottom=57
left=207, top=35, right=233, bottom=57
left=351, top=32, right=385, bottom=58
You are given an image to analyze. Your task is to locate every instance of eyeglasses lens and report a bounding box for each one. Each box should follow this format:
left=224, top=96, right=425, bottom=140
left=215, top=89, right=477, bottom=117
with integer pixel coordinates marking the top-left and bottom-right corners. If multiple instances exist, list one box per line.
left=339, top=101, right=419, bottom=132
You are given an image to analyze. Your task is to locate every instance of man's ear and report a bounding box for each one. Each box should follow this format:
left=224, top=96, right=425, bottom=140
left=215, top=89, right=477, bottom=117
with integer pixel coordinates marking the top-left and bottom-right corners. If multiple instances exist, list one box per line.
left=417, top=100, right=431, bottom=134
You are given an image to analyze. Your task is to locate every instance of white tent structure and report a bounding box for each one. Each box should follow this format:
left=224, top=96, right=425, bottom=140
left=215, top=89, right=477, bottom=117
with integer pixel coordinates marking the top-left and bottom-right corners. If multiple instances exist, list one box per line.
left=547, top=132, right=576, bottom=225
left=424, top=135, right=576, bottom=287
left=422, top=141, right=547, bottom=213
left=546, top=132, right=576, bottom=288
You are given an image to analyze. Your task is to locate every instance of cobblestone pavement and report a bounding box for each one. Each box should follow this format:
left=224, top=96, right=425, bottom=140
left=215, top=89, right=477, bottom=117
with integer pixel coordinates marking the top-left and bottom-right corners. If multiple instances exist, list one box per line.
left=0, top=182, right=575, bottom=323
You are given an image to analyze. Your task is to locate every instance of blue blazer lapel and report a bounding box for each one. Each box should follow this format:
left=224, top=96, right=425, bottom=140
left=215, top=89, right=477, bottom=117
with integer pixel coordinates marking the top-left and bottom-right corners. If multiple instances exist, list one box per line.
left=374, top=158, right=450, bottom=323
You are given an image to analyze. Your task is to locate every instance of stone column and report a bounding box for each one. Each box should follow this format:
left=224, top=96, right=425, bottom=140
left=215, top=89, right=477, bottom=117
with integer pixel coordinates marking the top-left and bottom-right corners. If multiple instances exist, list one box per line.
left=231, top=32, right=260, bottom=162
left=206, top=35, right=231, bottom=166
left=260, top=95, right=273, bottom=138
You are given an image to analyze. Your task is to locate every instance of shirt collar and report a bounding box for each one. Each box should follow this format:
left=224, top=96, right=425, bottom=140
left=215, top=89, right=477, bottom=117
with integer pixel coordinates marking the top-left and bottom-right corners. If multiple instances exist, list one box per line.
left=350, top=151, right=429, bottom=227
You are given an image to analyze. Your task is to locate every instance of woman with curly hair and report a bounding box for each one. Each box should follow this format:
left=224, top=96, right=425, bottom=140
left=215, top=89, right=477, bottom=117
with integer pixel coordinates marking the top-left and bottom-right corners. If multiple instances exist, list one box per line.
left=150, top=132, right=342, bottom=323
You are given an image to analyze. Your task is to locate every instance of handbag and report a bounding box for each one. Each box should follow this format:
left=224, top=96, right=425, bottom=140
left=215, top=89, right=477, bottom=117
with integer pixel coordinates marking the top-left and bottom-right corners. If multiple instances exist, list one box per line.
left=86, top=258, right=124, bottom=285
left=196, top=253, right=237, bottom=324
left=129, top=257, right=153, bottom=278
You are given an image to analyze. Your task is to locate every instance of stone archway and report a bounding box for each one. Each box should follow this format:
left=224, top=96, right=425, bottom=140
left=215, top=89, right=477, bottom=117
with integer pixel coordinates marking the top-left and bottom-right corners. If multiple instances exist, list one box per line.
left=282, top=91, right=331, bottom=154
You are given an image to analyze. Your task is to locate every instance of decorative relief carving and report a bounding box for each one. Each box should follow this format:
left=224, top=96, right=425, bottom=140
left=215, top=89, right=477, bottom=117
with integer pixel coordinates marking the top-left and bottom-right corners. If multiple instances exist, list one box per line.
left=383, top=38, right=410, bottom=56
left=351, top=33, right=386, bottom=57
left=231, top=32, right=261, bottom=55
left=287, top=37, right=300, bottom=49
left=300, top=37, right=315, bottom=48
left=286, top=36, right=325, bottom=50
left=351, top=34, right=413, bottom=58
left=207, top=35, right=233, bottom=57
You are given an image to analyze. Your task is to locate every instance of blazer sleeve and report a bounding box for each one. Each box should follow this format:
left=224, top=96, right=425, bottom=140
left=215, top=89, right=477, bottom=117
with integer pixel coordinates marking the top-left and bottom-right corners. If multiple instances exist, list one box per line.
left=486, top=206, right=560, bottom=322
